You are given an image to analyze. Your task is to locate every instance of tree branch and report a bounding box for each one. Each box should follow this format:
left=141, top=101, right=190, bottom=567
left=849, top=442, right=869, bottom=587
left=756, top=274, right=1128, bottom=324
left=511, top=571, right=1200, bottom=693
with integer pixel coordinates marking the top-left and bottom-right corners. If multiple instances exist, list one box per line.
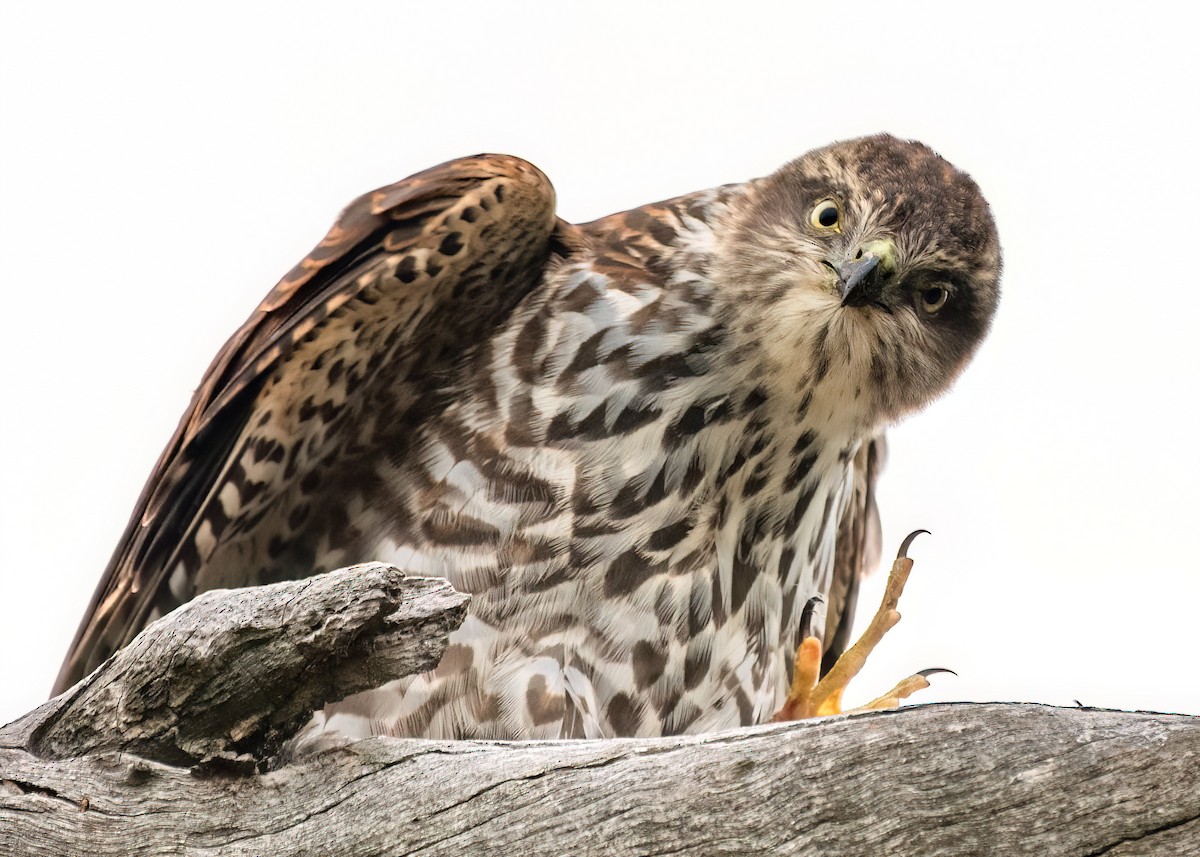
left=2, top=563, right=1197, bottom=855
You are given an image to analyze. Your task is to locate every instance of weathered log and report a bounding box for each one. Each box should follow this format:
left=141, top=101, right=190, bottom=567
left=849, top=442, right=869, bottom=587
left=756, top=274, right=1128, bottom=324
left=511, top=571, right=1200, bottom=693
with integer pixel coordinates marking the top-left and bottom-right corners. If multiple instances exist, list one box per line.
left=22, top=563, right=469, bottom=769
left=2, top=563, right=1196, bottom=856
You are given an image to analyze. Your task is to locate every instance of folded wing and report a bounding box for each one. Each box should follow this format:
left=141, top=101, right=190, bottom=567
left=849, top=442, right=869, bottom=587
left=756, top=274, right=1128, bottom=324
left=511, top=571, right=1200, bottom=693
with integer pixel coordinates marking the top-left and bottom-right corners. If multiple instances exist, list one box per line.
left=54, top=155, right=564, bottom=694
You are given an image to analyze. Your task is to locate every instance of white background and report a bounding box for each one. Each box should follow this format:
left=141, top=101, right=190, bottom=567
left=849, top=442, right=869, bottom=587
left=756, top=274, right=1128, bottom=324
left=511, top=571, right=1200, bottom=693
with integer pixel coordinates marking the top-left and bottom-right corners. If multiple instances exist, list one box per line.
left=2, top=3, right=1197, bottom=727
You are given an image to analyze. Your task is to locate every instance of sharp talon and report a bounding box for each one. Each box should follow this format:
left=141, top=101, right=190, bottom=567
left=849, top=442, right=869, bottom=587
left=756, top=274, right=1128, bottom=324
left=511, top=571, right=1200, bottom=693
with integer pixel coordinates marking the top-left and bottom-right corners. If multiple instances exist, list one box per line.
left=776, top=530, right=947, bottom=722
left=898, top=529, right=930, bottom=559
left=798, top=595, right=823, bottom=640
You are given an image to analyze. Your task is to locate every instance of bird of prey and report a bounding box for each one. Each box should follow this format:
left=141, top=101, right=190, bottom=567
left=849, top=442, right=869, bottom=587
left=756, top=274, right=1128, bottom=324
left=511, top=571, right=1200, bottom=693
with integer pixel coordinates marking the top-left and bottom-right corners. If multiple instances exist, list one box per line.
left=53, top=135, right=1000, bottom=741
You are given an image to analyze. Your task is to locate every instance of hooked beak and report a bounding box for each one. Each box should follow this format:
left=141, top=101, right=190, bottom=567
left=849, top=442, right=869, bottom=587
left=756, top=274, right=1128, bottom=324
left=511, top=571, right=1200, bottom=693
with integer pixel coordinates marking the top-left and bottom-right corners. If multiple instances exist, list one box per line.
left=833, top=238, right=897, bottom=308
left=836, top=253, right=883, bottom=306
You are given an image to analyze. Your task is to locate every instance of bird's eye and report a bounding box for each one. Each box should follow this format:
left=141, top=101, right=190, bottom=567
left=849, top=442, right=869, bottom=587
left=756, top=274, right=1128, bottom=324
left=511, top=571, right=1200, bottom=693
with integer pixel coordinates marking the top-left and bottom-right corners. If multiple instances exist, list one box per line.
left=919, top=286, right=949, bottom=314
left=810, top=199, right=841, bottom=231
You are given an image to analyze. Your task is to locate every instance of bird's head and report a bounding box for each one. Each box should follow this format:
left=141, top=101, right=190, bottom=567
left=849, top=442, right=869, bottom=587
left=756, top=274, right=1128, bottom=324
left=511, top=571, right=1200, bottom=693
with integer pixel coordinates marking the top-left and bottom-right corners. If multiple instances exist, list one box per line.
left=719, top=134, right=1001, bottom=429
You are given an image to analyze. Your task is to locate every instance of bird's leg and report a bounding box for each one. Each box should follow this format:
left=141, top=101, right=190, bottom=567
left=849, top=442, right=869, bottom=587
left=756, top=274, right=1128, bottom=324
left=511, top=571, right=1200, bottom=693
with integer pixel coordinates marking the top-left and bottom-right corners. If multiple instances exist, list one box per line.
left=772, top=598, right=825, bottom=722
left=773, top=529, right=949, bottom=720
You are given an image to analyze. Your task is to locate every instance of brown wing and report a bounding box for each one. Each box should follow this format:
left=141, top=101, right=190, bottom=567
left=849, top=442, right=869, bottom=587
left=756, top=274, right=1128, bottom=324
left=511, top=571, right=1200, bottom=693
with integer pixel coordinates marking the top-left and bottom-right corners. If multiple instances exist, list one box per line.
left=54, top=154, right=567, bottom=695
left=820, top=432, right=887, bottom=675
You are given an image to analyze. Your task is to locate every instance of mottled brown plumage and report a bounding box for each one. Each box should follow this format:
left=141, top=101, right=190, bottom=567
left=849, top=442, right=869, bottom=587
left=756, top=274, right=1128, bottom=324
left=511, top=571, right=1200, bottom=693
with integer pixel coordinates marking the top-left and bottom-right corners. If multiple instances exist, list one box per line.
left=58, top=155, right=560, bottom=687
left=55, top=136, right=1000, bottom=741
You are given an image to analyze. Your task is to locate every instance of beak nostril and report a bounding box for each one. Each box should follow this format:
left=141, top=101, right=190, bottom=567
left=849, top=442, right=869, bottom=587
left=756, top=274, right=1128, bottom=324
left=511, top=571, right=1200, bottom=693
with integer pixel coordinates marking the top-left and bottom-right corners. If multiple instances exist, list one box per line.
left=854, top=248, right=864, bottom=260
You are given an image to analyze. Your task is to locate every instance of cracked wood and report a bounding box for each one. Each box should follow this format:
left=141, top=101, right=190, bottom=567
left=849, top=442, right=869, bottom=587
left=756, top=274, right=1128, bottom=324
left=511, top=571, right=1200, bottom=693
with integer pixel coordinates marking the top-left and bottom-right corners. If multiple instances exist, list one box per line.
left=1, top=562, right=1197, bottom=855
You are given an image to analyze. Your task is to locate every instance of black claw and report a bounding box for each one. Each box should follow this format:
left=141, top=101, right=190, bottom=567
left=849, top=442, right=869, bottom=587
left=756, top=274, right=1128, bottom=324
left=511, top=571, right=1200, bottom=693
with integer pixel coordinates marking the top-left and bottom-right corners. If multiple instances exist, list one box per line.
left=798, top=595, right=823, bottom=640
left=917, top=667, right=957, bottom=679
left=898, top=529, right=931, bottom=559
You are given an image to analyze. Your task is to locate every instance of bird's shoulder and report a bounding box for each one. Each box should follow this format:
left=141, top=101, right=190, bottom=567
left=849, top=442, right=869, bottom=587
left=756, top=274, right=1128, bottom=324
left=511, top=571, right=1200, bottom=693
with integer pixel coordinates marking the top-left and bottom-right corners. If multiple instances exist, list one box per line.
left=577, top=182, right=743, bottom=277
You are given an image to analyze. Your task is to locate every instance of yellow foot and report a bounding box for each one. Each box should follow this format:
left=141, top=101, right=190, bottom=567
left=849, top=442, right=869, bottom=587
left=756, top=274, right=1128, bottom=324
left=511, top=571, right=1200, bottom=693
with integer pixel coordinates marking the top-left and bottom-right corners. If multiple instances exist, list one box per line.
left=772, top=529, right=952, bottom=720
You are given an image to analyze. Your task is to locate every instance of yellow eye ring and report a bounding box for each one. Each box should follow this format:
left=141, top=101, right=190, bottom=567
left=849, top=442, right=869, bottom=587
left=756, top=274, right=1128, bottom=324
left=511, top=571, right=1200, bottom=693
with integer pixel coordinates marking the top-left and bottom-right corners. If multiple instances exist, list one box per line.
left=920, top=286, right=949, bottom=314
left=810, top=199, right=841, bottom=231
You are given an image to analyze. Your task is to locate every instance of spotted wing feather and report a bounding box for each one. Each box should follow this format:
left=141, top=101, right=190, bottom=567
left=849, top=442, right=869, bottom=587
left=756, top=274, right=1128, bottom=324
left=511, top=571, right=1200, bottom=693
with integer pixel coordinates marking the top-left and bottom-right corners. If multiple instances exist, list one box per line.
left=54, top=155, right=563, bottom=694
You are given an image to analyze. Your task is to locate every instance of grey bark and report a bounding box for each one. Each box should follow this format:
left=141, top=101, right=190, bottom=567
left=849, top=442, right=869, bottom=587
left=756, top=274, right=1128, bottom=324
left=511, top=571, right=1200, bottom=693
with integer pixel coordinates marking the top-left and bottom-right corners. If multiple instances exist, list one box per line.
left=2, top=564, right=1196, bottom=856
